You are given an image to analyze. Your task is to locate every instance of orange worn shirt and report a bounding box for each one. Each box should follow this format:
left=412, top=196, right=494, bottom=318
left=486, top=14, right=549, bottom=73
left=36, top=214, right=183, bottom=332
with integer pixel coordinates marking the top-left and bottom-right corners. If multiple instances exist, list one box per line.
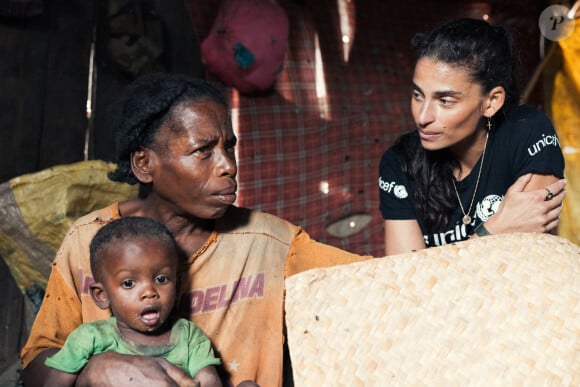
left=21, top=203, right=370, bottom=386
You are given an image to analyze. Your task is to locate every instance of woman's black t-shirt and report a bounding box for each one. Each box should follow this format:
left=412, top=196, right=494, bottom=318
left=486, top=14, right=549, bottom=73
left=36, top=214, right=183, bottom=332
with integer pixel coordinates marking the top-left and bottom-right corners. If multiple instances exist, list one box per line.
left=378, top=105, right=565, bottom=247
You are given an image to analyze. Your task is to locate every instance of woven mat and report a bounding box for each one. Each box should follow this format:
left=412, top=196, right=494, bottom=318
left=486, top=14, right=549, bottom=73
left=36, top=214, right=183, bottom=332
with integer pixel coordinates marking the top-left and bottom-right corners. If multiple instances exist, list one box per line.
left=285, top=233, right=580, bottom=386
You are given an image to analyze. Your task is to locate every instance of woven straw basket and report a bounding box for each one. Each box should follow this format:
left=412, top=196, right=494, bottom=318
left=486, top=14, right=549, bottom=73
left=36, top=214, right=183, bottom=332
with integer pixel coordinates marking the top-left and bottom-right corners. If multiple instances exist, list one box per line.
left=285, top=233, right=580, bottom=386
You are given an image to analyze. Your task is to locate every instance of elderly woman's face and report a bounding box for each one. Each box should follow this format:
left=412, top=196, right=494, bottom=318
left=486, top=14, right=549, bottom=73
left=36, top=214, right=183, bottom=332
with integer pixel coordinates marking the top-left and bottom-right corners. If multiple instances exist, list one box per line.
left=147, top=100, right=238, bottom=220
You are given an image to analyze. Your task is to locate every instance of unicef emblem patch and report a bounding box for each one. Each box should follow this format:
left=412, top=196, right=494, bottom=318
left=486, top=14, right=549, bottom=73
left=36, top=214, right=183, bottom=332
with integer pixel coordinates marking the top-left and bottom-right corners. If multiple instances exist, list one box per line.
left=476, top=194, right=503, bottom=222
left=394, top=185, right=408, bottom=199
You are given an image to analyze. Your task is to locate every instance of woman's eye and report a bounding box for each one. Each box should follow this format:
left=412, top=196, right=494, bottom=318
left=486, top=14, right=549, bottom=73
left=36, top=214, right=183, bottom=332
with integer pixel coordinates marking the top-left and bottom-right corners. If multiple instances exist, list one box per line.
left=226, top=144, right=237, bottom=155
left=440, top=98, right=454, bottom=106
left=194, top=145, right=212, bottom=155
left=412, top=91, right=423, bottom=101
left=121, top=280, right=135, bottom=288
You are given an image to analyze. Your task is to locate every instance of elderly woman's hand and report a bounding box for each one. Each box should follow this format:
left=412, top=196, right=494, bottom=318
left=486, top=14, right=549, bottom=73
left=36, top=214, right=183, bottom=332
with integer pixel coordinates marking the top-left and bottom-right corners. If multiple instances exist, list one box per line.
left=76, top=352, right=195, bottom=387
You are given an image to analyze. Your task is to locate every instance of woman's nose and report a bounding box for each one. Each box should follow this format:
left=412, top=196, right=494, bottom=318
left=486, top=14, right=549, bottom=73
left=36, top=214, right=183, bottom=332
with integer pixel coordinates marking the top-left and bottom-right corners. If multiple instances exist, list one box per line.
left=415, top=101, right=435, bottom=128
left=216, top=148, right=237, bottom=177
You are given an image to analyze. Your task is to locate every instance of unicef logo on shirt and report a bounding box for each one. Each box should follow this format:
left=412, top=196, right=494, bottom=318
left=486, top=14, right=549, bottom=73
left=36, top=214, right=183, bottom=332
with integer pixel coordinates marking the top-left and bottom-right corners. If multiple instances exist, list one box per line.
left=476, top=194, right=503, bottom=221
left=393, top=185, right=408, bottom=199
left=378, top=177, right=409, bottom=199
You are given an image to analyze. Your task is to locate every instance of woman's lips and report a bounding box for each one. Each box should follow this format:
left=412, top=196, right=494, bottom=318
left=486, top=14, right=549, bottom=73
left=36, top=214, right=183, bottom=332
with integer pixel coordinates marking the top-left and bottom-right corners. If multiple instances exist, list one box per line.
left=218, top=192, right=237, bottom=204
left=214, top=187, right=237, bottom=205
left=418, top=129, right=441, bottom=141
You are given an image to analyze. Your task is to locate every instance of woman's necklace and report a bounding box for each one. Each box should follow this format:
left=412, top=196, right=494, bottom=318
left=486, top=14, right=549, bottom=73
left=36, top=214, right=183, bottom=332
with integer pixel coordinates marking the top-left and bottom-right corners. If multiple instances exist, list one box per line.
left=452, top=130, right=489, bottom=225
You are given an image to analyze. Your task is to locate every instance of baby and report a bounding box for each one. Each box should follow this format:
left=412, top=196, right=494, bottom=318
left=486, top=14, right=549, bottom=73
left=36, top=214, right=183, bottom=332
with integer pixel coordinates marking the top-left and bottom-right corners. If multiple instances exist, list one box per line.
left=44, top=216, right=223, bottom=386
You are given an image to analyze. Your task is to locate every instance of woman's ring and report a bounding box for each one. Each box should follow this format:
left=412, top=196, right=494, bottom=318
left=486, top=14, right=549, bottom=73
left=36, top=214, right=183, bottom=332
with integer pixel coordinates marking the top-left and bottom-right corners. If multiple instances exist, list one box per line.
left=544, top=187, right=554, bottom=201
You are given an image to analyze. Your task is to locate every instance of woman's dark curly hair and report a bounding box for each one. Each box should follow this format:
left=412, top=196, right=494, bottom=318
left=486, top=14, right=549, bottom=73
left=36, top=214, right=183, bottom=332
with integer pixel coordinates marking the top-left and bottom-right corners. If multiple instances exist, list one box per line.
left=396, top=18, right=519, bottom=233
left=107, top=73, right=227, bottom=186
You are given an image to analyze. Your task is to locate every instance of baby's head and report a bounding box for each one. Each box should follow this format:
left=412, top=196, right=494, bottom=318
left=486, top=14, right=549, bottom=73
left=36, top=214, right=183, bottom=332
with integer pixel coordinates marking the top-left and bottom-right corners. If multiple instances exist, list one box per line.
left=89, top=216, right=180, bottom=333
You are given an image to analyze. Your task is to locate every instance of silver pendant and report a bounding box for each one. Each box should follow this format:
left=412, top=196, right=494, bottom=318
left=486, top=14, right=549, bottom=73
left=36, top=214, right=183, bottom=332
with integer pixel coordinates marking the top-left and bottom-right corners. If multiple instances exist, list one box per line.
left=462, top=215, right=471, bottom=225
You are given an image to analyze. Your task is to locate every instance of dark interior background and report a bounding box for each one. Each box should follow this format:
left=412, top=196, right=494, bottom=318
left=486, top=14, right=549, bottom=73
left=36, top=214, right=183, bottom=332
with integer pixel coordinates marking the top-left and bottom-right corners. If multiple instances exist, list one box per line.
left=0, top=0, right=559, bottom=380
left=0, top=0, right=551, bottom=252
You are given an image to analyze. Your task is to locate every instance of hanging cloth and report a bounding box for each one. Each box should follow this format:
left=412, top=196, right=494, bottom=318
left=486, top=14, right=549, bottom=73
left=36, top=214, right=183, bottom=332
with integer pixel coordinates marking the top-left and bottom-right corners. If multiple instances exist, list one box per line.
left=200, top=0, right=289, bottom=94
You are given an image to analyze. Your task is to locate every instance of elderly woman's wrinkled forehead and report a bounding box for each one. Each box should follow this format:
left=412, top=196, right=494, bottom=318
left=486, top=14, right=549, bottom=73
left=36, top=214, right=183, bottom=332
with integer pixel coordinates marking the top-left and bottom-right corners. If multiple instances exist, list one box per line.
left=162, top=97, right=231, bottom=133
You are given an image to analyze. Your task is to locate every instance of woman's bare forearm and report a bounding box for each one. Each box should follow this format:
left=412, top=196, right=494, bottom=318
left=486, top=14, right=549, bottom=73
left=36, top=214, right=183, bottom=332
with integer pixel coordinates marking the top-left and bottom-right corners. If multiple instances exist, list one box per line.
left=22, top=348, right=61, bottom=387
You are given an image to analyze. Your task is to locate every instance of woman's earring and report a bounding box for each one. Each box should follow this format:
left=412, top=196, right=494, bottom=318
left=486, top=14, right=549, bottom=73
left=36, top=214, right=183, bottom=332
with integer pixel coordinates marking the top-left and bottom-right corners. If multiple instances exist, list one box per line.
left=486, top=117, right=492, bottom=131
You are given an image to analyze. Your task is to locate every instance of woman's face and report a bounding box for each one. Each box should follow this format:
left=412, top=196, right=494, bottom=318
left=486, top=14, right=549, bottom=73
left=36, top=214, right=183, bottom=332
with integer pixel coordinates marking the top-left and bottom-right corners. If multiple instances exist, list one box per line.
left=147, top=99, right=238, bottom=220
left=411, top=57, right=486, bottom=152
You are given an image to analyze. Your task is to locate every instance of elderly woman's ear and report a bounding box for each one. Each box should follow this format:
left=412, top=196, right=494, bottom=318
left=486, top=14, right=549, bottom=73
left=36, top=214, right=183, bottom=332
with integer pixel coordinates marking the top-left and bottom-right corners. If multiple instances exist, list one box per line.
left=131, top=148, right=154, bottom=184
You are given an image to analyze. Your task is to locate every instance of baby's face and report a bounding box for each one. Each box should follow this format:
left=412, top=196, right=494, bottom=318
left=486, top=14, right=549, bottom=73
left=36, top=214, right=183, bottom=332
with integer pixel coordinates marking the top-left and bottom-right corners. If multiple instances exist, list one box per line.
left=99, top=236, right=178, bottom=335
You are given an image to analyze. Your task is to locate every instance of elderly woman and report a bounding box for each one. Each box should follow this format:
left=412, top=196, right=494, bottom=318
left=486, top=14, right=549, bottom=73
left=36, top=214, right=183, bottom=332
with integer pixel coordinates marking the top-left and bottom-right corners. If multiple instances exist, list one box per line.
left=21, top=74, right=371, bottom=386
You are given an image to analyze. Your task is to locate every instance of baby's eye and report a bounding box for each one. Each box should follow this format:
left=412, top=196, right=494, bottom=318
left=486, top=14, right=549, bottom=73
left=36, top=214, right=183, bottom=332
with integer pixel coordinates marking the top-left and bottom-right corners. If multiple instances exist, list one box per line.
left=121, top=279, right=135, bottom=289
left=155, top=275, right=169, bottom=284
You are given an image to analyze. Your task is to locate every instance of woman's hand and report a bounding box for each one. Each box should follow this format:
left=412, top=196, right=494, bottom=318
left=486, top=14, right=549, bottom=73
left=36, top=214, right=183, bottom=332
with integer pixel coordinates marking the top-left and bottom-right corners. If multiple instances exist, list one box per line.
left=191, top=366, right=223, bottom=387
left=484, top=174, right=566, bottom=235
left=76, top=352, right=196, bottom=387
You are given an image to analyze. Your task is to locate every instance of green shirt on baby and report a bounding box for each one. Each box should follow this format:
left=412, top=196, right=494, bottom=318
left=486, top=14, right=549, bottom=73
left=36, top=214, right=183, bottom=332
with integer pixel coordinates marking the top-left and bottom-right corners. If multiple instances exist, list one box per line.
left=45, top=316, right=221, bottom=377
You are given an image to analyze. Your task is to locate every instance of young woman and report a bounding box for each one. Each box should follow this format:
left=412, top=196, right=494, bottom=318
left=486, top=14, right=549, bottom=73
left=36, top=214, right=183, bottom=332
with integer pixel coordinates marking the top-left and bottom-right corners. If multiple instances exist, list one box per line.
left=379, top=18, right=566, bottom=255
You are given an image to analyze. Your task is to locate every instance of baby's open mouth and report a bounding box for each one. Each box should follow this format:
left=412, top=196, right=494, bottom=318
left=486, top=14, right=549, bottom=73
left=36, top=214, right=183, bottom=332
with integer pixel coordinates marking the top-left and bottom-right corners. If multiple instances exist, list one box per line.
left=140, top=308, right=161, bottom=326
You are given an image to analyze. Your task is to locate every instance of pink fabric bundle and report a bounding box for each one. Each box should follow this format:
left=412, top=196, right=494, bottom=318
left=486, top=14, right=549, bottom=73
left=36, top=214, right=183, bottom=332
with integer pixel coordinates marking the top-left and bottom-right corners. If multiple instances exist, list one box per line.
left=200, top=0, right=289, bottom=94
